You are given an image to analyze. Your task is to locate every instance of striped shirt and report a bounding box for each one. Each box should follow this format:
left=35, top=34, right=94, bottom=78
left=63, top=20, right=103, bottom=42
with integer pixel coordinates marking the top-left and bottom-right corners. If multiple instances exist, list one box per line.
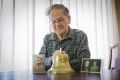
left=39, top=27, right=90, bottom=70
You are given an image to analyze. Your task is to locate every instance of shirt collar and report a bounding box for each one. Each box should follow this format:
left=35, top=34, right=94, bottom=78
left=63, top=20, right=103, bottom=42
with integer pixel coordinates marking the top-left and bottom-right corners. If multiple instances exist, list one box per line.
left=49, top=27, right=73, bottom=40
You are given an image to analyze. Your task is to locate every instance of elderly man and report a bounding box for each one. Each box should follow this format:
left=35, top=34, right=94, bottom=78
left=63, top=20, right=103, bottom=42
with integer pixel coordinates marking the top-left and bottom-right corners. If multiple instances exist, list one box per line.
left=39, top=4, right=90, bottom=71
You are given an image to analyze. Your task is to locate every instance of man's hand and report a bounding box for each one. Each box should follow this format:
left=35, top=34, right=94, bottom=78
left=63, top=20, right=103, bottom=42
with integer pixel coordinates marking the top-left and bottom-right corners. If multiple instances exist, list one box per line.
left=36, top=54, right=45, bottom=65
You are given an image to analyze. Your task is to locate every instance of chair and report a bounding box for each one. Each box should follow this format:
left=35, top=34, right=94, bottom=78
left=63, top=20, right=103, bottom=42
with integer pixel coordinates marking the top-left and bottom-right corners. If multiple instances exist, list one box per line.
left=108, top=42, right=120, bottom=70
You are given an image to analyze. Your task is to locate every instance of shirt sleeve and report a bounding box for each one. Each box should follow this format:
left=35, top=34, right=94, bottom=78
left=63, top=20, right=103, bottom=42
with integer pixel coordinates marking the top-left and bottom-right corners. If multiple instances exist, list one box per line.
left=39, top=35, right=52, bottom=70
left=70, top=31, right=90, bottom=70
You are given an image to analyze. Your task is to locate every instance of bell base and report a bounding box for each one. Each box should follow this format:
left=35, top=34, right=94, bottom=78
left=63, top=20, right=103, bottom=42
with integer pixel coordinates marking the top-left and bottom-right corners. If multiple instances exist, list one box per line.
left=47, top=67, right=75, bottom=74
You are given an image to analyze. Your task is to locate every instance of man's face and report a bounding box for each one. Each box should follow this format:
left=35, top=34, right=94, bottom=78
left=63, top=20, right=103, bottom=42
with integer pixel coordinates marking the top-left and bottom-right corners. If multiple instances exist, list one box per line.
left=93, top=62, right=97, bottom=66
left=49, top=9, right=70, bottom=35
left=85, top=61, right=89, bottom=67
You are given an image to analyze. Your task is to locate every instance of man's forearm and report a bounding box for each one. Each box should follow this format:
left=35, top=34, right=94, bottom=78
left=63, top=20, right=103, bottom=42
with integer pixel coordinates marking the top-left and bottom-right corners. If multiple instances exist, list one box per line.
left=44, top=56, right=52, bottom=70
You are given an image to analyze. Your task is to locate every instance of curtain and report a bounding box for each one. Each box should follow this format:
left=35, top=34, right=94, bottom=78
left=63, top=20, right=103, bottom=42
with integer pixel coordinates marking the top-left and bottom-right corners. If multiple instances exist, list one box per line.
left=0, top=0, right=119, bottom=72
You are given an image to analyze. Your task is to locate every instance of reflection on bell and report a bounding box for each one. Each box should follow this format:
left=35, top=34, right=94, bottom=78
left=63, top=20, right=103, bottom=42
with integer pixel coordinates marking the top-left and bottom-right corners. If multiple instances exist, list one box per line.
left=47, top=48, right=75, bottom=74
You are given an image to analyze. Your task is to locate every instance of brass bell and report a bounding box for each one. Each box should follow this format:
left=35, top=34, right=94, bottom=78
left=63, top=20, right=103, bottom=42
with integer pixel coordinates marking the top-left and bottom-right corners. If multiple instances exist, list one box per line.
left=47, top=48, right=75, bottom=74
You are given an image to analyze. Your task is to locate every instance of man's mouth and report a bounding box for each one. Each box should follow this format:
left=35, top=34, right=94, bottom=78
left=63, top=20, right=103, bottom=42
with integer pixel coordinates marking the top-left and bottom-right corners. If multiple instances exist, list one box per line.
left=57, top=25, right=64, bottom=29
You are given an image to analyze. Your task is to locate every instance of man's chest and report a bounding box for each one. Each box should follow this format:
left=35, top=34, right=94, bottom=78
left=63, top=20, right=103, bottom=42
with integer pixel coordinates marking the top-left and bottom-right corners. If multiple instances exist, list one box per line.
left=46, top=39, right=79, bottom=54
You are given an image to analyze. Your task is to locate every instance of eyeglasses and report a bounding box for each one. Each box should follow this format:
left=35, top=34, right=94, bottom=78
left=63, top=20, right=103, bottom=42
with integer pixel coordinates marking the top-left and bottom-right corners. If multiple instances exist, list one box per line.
left=50, top=18, right=65, bottom=25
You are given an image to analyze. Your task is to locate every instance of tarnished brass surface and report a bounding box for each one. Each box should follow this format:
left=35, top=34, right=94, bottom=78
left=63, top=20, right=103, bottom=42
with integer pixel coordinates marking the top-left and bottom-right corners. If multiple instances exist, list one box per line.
left=47, top=50, right=75, bottom=74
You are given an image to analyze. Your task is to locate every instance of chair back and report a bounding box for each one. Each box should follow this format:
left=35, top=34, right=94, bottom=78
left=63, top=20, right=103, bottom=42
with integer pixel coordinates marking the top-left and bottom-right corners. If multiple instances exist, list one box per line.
left=108, top=43, right=120, bottom=70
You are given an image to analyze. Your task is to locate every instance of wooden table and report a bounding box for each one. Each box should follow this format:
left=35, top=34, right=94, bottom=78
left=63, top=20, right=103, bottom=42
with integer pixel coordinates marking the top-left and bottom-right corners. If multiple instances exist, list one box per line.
left=0, top=70, right=120, bottom=80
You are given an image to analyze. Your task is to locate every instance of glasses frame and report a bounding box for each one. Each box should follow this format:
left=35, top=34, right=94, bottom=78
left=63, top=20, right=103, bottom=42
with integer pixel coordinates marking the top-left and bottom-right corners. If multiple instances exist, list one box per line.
left=50, top=17, right=65, bottom=25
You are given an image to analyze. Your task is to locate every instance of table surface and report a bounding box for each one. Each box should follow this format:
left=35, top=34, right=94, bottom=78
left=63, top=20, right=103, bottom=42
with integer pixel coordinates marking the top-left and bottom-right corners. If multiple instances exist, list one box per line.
left=0, top=70, right=120, bottom=80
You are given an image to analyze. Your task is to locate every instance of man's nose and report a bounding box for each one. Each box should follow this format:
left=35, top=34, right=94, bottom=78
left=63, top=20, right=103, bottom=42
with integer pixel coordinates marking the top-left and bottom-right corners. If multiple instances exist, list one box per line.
left=54, top=22, right=60, bottom=26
